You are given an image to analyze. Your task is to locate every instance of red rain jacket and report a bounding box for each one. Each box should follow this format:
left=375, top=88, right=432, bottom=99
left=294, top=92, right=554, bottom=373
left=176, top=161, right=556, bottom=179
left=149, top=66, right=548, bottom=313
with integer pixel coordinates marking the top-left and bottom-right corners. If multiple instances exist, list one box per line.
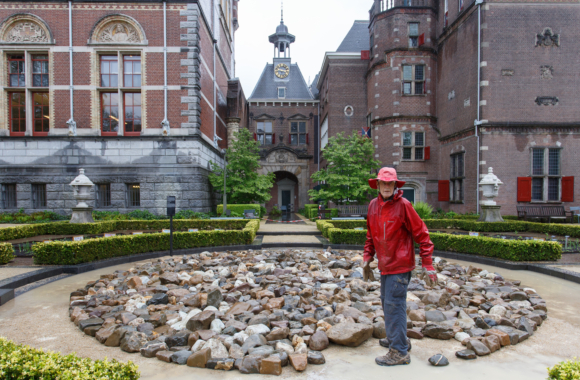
left=363, top=190, right=434, bottom=275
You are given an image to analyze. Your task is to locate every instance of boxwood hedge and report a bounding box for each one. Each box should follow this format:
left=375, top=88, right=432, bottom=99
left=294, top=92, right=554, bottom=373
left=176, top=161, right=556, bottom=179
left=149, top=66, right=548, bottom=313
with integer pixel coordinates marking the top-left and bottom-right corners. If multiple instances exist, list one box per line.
left=0, top=219, right=251, bottom=242
left=424, top=219, right=580, bottom=238
left=217, top=204, right=261, bottom=217
left=31, top=220, right=260, bottom=265
left=0, top=243, right=14, bottom=265
left=0, top=337, right=139, bottom=380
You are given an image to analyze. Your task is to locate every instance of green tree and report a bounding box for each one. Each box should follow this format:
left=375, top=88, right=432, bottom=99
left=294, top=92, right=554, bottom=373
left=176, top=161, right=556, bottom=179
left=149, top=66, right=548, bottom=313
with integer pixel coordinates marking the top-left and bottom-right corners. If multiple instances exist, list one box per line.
left=209, top=128, right=275, bottom=205
left=309, top=131, right=381, bottom=205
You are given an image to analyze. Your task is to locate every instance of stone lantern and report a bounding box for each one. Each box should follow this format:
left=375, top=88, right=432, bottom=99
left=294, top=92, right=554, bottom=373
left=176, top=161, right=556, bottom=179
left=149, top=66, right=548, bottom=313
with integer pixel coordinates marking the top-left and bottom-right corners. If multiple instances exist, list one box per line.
left=477, top=167, right=504, bottom=222
left=69, top=168, right=95, bottom=224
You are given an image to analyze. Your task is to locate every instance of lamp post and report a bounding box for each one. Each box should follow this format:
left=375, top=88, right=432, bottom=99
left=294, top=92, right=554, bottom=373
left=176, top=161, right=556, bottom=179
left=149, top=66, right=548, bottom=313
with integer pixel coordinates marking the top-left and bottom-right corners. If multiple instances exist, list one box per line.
left=222, top=148, right=227, bottom=216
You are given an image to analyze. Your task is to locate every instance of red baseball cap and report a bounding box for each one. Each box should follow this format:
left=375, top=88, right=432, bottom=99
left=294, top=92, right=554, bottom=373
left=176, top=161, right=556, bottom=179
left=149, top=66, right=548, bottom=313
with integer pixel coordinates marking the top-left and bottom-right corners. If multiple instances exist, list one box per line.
left=369, top=167, right=406, bottom=189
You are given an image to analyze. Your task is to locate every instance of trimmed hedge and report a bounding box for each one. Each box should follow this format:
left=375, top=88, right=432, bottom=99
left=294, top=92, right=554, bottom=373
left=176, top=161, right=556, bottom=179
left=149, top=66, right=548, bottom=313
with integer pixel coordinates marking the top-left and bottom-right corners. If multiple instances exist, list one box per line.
left=304, top=204, right=318, bottom=217
left=32, top=220, right=259, bottom=265
left=0, top=219, right=250, bottom=242
left=547, top=358, right=580, bottom=380
left=309, top=208, right=338, bottom=219
left=217, top=204, right=261, bottom=217
left=0, top=337, right=139, bottom=379
left=0, top=243, right=14, bottom=265
left=424, top=219, right=580, bottom=238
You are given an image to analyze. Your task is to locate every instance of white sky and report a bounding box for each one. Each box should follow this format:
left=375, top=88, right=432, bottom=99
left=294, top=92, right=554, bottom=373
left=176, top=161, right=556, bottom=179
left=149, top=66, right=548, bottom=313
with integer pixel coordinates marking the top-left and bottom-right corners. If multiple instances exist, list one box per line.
left=235, top=0, right=371, bottom=96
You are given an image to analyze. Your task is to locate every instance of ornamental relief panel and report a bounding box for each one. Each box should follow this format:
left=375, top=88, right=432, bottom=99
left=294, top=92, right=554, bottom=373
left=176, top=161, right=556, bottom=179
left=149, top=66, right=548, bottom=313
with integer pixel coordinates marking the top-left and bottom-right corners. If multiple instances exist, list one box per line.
left=0, top=15, right=52, bottom=43
left=94, top=22, right=141, bottom=43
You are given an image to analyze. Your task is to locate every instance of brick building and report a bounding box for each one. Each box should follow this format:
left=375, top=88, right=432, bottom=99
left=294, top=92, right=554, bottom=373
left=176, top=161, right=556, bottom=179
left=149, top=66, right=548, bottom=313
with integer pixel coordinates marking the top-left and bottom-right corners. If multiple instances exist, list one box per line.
left=0, top=0, right=246, bottom=215
left=247, top=16, right=319, bottom=211
left=315, top=0, right=580, bottom=215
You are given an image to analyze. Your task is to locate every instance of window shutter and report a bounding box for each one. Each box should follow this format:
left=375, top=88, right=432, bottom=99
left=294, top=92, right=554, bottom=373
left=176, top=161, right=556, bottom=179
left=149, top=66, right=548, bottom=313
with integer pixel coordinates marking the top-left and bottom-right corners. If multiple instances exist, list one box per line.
left=253, top=133, right=257, bottom=141
left=562, top=176, right=574, bottom=202
left=517, top=177, right=532, bottom=202
left=272, top=134, right=276, bottom=144
left=361, top=50, right=370, bottom=60
left=438, top=180, right=450, bottom=201
left=418, top=33, right=425, bottom=46
left=424, top=146, right=430, bottom=160
left=306, top=133, right=309, bottom=144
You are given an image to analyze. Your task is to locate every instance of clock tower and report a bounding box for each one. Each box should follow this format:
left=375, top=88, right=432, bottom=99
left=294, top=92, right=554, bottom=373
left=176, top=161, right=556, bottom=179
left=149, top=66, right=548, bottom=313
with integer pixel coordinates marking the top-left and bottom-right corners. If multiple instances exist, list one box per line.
left=268, top=10, right=294, bottom=82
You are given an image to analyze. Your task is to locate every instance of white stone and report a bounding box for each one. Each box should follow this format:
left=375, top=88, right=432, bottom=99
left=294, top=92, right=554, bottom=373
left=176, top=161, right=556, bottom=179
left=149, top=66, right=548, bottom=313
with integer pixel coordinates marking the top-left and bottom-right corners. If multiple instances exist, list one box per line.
left=276, top=342, right=294, bottom=355
left=509, top=300, right=532, bottom=310
left=455, top=318, right=475, bottom=330
left=233, top=332, right=249, bottom=345
left=406, top=292, right=421, bottom=303
left=205, top=338, right=229, bottom=358
left=294, top=342, right=308, bottom=354
left=321, top=283, right=338, bottom=291
left=245, top=324, right=271, bottom=336
left=139, top=276, right=150, bottom=285
left=237, top=263, right=247, bottom=273
left=210, top=319, right=225, bottom=334
left=479, top=270, right=489, bottom=277
left=454, top=332, right=470, bottom=343
left=204, top=306, right=218, bottom=313
left=446, top=282, right=460, bottom=290
left=489, top=305, right=507, bottom=317
left=191, top=339, right=206, bottom=353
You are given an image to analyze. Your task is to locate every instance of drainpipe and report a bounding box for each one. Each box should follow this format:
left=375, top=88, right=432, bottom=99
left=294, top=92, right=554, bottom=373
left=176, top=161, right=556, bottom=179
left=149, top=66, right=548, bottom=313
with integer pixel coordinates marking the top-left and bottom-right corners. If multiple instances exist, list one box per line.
left=213, top=39, right=217, bottom=146
left=66, top=1, right=76, bottom=136
left=474, top=0, right=486, bottom=215
left=161, top=0, right=170, bottom=135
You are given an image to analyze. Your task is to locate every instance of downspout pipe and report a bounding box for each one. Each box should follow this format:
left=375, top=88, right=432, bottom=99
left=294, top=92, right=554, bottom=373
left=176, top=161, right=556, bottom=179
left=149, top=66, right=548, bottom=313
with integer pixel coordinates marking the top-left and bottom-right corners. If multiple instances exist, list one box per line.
left=66, top=1, right=76, bottom=136
left=161, top=0, right=170, bottom=135
left=474, top=0, right=486, bottom=215
left=213, top=38, right=217, bottom=146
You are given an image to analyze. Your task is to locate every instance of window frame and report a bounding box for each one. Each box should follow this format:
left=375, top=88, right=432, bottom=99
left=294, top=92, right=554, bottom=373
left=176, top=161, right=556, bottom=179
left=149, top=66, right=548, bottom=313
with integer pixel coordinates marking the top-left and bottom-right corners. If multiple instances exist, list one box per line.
left=1, top=184, right=17, bottom=209
left=101, top=92, right=120, bottom=136
left=256, top=120, right=274, bottom=146
left=9, top=92, right=26, bottom=137
left=100, top=55, right=119, bottom=88
left=402, top=64, right=425, bottom=95
left=126, top=183, right=141, bottom=208
left=32, top=92, right=50, bottom=136
left=290, top=121, right=307, bottom=146
left=530, top=147, right=562, bottom=202
left=8, top=54, right=26, bottom=88
left=401, top=131, right=425, bottom=161
left=123, top=54, right=141, bottom=88
left=277, top=87, right=286, bottom=99
left=450, top=152, right=465, bottom=203
left=31, top=54, right=49, bottom=88
left=31, top=183, right=47, bottom=209
left=408, top=22, right=419, bottom=48
left=96, top=183, right=112, bottom=208
left=123, top=92, right=142, bottom=136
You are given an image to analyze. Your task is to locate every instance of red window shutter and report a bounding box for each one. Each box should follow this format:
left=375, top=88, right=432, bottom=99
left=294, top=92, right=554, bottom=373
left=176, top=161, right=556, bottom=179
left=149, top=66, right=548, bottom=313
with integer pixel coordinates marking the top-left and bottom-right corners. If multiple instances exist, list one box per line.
left=306, top=133, right=309, bottom=144
left=438, top=180, right=450, bottom=202
left=361, top=50, right=370, bottom=60
left=418, top=33, right=425, bottom=46
left=424, top=146, right=430, bottom=160
left=517, top=177, right=532, bottom=202
left=562, top=176, right=574, bottom=202
left=272, top=134, right=276, bottom=144
left=253, top=133, right=257, bottom=141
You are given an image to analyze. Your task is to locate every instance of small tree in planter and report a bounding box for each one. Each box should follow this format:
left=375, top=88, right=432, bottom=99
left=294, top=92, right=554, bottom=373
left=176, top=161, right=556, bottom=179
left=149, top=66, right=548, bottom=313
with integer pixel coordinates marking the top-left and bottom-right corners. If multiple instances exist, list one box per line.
left=309, top=131, right=381, bottom=205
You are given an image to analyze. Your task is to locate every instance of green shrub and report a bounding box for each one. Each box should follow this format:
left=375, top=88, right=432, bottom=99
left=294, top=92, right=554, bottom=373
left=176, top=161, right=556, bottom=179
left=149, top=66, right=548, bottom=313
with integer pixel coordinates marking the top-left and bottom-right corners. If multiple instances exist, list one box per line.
left=0, top=337, right=139, bottom=380
left=304, top=204, right=318, bottom=217
left=174, top=210, right=211, bottom=219
left=260, top=206, right=267, bottom=217
left=413, top=201, right=434, bottom=219
left=217, top=204, right=260, bottom=217
left=328, top=228, right=367, bottom=245
left=32, top=219, right=260, bottom=265
left=0, top=243, right=15, bottom=264
left=127, top=210, right=160, bottom=220
left=424, top=219, right=580, bottom=238
left=270, top=206, right=282, bottom=217
left=309, top=208, right=338, bottom=219
left=547, top=358, right=580, bottom=380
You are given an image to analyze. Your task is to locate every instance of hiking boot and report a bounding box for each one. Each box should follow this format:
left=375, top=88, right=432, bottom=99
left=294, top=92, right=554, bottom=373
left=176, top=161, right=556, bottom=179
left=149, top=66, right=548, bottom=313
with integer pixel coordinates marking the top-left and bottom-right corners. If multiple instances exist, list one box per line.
left=379, top=337, right=412, bottom=352
left=375, top=349, right=411, bottom=366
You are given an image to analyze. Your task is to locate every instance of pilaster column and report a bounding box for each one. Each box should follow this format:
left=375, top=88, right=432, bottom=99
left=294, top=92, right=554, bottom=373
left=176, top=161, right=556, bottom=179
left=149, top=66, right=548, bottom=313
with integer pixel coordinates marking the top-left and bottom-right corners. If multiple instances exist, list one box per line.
left=226, top=117, right=241, bottom=145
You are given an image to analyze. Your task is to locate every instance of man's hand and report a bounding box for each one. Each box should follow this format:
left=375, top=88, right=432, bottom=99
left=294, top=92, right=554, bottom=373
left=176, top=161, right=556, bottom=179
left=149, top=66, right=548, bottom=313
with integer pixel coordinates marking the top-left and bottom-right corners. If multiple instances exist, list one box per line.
left=363, top=260, right=375, bottom=282
left=423, top=265, right=437, bottom=285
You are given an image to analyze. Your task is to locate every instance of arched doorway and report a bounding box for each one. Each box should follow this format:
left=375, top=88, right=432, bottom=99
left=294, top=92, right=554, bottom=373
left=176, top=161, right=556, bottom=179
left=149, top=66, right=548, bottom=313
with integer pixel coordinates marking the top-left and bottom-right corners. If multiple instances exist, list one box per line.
left=266, top=171, right=299, bottom=212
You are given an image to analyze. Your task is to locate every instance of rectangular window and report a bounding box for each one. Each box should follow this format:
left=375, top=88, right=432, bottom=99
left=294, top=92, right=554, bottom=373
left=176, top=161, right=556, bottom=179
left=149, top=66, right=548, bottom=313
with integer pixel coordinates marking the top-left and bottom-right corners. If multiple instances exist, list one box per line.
left=532, top=148, right=544, bottom=175
left=531, top=148, right=562, bottom=202
left=123, top=55, right=141, bottom=87
left=548, top=149, right=560, bottom=176
left=96, top=184, right=111, bottom=208
left=321, top=117, right=329, bottom=150
left=257, top=121, right=273, bottom=145
left=100, top=55, right=118, bottom=87
left=8, top=55, right=25, bottom=87
left=402, top=65, right=425, bottom=95
left=124, top=92, right=142, bottom=135
left=548, top=178, right=559, bottom=201
left=101, top=92, right=119, bottom=135
left=532, top=178, right=543, bottom=201
left=32, top=55, right=49, bottom=87
left=127, top=183, right=140, bottom=207
left=408, top=23, right=419, bottom=48
left=32, top=184, right=47, bottom=209
left=401, top=131, right=424, bottom=161
left=459, top=0, right=464, bottom=9
left=450, top=153, right=465, bottom=202
left=1, top=184, right=17, bottom=209
left=290, top=121, right=307, bottom=145
left=278, top=87, right=286, bottom=99
left=33, top=93, right=49, bottom=136
left=9, top=92, right=26, bottom=136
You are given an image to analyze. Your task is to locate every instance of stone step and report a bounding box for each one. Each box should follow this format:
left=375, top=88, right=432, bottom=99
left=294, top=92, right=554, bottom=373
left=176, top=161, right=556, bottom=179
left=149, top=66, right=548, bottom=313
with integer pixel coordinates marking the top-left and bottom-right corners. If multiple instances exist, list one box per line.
left=257, top=231, right=319, bottom=236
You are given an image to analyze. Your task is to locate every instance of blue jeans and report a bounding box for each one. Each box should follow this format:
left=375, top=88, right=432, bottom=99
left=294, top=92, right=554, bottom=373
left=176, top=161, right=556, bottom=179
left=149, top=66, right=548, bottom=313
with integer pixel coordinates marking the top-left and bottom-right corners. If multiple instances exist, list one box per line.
left=380, top=271, right=411, bottom=355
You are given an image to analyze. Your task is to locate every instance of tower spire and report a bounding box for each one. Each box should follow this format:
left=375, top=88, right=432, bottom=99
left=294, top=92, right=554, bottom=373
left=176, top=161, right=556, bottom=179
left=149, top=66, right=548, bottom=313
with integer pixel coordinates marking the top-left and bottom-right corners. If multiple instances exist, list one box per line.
left=281, top=1, right=284, bottom=23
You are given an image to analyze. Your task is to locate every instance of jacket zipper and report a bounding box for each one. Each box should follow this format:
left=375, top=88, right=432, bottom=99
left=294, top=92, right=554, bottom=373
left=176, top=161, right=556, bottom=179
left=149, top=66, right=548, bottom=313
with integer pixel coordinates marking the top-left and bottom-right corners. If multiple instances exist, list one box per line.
left=384, top=222, right=386, bottom=241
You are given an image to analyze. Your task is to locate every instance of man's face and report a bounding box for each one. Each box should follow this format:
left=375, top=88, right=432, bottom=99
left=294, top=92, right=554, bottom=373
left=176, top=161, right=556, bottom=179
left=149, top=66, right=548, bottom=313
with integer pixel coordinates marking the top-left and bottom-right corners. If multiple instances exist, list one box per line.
left=378, top=180, right=396, bottom=199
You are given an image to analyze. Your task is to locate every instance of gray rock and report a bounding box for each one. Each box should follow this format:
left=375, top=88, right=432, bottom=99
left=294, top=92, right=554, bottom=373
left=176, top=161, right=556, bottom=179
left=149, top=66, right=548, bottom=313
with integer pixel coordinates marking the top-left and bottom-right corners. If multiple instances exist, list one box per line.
left=352, top=301, right=373, bottom=313
left=314, top=307, right=333, bottom=321
left=171, top=350, right=192, bottom=365
left=422, top=324, right=454, bottom=340
left=326, top=322, right=373, bottom=347
left=247, top=314, right=270, bottom=327
left=373, top=321, right=386, bottom=339
left=120, top=331, right=148, bottom=353
left=309, top=330, right=329, bottom=351
left=455, top=349, right=477, bottom=360
left=425, top=310, right=447, bottom=323
left=467, top=340, right=491, bottom=356
left=518, top=317, right=534, bottom=336
left=241, top=334, right=267, bottom=354
left=509, top=291, right=529, bottom=301
left=239, top=356, right=262, bottom=374
left=248, top=345, right=275, bottom=357
left=78, top=318, right=104, bottom=331
left=140, top=342, right=168, bottom=358
left=207, top=289, right=224, bottom=308
left=428, top=354, right=449, bottom=366
left=308, top=350, right=326, bottom=365
left=146, top=293, right=169, bottom=305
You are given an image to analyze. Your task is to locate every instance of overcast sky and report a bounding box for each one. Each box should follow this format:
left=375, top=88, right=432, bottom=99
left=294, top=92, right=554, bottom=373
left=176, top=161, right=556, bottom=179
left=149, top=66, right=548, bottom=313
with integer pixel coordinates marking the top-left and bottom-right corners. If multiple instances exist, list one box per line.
left=235, top=0, right=371, bottom=96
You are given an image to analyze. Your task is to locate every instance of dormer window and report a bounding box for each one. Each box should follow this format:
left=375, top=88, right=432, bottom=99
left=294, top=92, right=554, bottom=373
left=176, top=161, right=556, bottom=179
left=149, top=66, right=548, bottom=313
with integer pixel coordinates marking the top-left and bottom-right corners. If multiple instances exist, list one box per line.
left=278, top=87, right=286, bottom=99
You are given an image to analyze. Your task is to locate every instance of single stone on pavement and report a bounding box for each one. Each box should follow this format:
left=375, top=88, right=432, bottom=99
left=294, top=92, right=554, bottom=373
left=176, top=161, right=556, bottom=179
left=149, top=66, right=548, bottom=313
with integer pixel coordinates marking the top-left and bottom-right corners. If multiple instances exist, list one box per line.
left=187, top=348, right=212, bottom=368
left=289, top=353, right=308, bottom=372
left=260, top=356, right=282, bottom=376
left=428, top=354, right=449, bottom=366
left=308, top=350, right=326, bottom=365
left=467, top=340, right=491, bottom=356
left=326, top=323, right=373, bottom=347
left=455, top=349, right=477, bottom=360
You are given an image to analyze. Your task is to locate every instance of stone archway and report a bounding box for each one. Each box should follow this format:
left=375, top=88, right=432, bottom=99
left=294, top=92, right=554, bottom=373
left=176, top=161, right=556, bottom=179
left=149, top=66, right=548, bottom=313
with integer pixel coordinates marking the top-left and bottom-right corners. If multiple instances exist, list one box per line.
left=258, top=148, right=310, bottom=211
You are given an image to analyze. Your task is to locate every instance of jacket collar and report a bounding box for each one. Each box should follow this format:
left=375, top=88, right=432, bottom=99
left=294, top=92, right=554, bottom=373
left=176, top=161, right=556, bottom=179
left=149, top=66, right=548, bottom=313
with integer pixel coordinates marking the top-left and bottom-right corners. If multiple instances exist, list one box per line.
left=378, top=189, right=403, bottom=206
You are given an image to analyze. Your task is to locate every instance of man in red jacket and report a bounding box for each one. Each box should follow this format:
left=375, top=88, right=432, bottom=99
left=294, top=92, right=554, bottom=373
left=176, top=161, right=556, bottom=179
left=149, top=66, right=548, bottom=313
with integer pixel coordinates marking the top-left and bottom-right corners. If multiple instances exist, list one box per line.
left=362, top=167, right=436, bottom=366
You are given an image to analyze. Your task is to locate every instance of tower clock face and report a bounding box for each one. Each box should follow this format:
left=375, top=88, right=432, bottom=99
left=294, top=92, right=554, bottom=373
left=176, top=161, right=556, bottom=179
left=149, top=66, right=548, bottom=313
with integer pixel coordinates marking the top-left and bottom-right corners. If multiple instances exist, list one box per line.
left=275, top=63, right=290, bottom=78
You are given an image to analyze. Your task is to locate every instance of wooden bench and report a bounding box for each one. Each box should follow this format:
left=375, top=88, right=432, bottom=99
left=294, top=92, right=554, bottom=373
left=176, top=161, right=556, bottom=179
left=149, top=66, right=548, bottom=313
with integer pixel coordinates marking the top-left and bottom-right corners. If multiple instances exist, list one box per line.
left=516, top=205, right=573, bottom=223
left=318, top=209, right=333, bottom=220
left=336, top=205, right=368, bottom=218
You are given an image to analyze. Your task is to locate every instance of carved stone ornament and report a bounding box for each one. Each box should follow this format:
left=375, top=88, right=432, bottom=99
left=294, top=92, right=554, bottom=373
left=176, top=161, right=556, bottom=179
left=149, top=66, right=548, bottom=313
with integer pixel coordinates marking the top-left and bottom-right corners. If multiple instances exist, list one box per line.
left=95, top=22, right=141, bottom=43
left=540, top=66, right=553, bottom=80
left=3, top=21, right=48, bottom=43
left=535, top=96, right=558, bottom=106
left=501, top=69, right=514, bottom=76
left=535, top=28, right=560, bottom=47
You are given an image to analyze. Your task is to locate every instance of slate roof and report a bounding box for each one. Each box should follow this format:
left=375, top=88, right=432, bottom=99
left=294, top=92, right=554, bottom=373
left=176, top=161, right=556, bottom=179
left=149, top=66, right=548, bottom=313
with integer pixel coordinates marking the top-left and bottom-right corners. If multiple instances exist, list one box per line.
left=336, top=20, right=369, bottom=52
left=309, top=73, right=320, bottom=100
left=249, top=63, right=313, bottom=100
